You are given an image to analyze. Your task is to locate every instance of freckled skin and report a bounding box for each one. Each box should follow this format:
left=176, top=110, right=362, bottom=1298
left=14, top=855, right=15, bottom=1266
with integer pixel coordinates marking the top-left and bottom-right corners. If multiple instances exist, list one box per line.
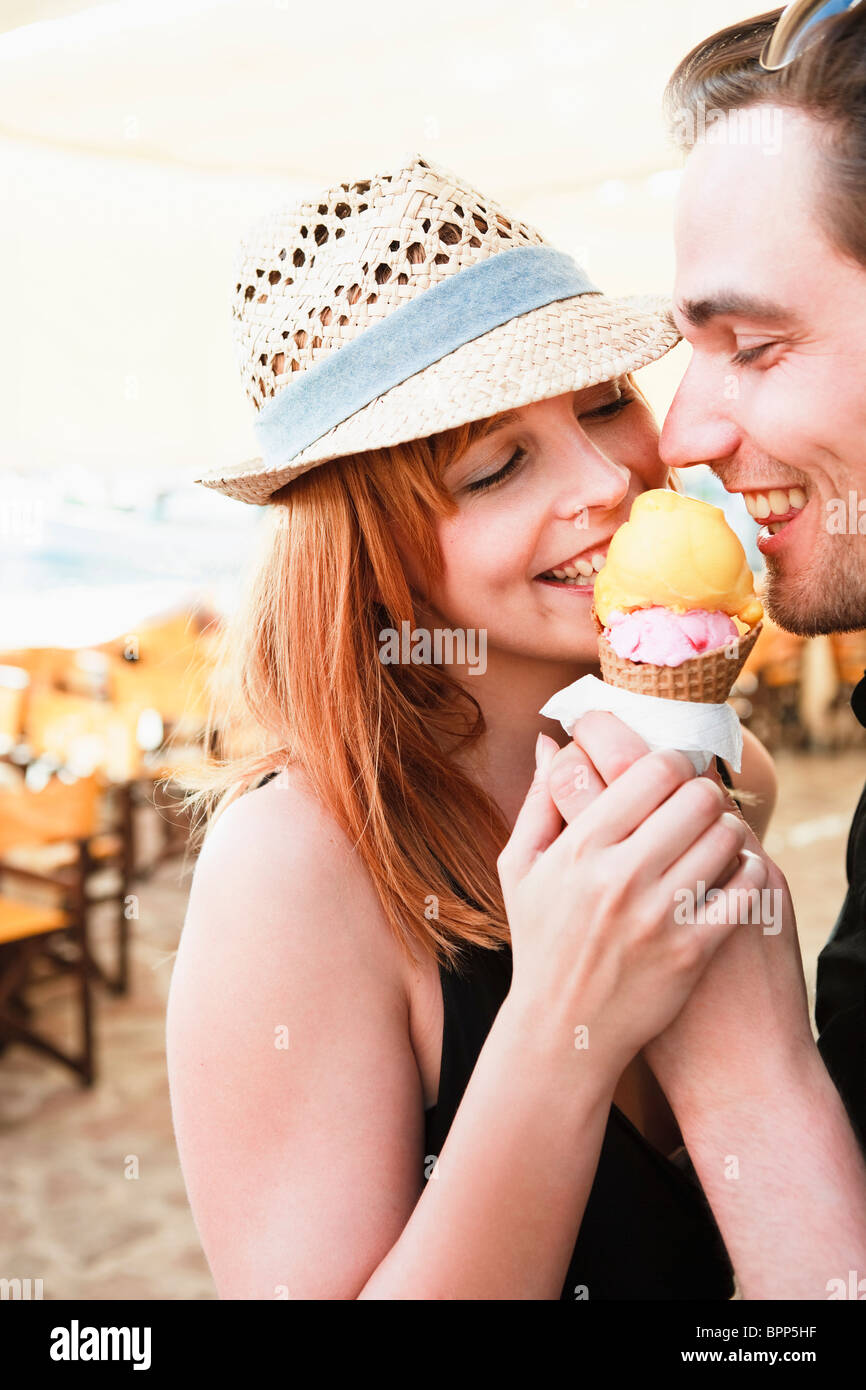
left=660, top=108, right=866, bottom=636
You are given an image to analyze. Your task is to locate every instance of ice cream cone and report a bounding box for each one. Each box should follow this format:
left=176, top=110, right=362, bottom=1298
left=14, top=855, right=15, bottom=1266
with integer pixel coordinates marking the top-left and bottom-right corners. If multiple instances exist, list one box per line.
left=593, top=609, right=762, bottom=703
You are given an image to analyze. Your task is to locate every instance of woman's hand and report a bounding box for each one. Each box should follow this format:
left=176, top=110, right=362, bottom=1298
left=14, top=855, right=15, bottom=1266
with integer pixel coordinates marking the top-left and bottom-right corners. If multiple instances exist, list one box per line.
left=545, top=713, right=815, bottom=1118
left=496, top=730, right=767, bottom=1088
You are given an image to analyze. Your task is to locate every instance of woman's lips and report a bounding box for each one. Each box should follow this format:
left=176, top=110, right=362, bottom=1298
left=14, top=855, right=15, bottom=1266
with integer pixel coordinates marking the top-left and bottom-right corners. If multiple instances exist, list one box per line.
left=533, top=576, right=595, bottom=596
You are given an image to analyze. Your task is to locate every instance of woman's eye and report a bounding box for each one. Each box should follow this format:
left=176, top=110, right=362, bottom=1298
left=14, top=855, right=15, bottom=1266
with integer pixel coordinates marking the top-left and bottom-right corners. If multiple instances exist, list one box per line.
left=466, top=448, right=526, bottom=494
left=580, top=393, right=635, bottom=421
left=463, top=393, right=634, bottom=494
left=730, top=342, right=776, bottom=367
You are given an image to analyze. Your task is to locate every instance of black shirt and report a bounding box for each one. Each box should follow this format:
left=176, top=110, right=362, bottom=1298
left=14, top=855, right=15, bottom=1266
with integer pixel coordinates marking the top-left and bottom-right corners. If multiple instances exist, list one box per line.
left=815, top=672, right=866, bottom=1155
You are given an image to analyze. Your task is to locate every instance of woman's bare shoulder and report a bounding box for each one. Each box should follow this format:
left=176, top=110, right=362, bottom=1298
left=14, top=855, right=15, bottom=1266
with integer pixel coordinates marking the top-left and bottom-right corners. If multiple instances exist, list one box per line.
left=202, top=764, right=348, bottom=863
left=186, top=763, right=408, bottom=988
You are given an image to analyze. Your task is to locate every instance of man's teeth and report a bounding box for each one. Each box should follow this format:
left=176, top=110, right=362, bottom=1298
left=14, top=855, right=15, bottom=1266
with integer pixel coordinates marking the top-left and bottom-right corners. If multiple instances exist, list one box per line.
left=743, top=486, right=806, bottom=521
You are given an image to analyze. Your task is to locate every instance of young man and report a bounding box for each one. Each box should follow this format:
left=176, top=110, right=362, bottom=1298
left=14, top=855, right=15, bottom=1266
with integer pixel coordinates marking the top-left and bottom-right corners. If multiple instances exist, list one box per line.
left=659, top=3, right=866, bottom=1150
left=541, top=5, right=866, bottom=1299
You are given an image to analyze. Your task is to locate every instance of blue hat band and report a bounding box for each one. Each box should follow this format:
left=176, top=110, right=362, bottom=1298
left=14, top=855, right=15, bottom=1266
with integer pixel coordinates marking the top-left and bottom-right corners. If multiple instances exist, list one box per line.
left=253, top=244, right=600, bottom=470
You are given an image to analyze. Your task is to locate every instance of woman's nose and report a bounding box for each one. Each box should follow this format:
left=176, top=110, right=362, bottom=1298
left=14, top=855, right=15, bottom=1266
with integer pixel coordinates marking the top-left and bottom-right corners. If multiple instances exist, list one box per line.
left=554, top=448, right=630, bottom=520
left=660, top=360, right=742, bottom=470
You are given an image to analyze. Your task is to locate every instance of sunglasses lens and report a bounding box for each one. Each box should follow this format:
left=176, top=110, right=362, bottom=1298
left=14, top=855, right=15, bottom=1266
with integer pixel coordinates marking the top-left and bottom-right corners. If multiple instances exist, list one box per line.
left=760, top=0, right=861, bottom=71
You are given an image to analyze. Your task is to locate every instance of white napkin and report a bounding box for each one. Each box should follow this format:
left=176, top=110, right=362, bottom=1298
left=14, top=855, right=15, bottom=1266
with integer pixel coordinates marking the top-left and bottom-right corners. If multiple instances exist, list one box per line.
left=539, top=674, right=743, bottom=774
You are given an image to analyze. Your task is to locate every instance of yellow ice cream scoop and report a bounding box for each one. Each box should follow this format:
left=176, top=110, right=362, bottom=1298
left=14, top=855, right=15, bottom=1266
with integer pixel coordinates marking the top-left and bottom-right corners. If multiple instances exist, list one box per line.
left=593, top=489, right=764, bottom=629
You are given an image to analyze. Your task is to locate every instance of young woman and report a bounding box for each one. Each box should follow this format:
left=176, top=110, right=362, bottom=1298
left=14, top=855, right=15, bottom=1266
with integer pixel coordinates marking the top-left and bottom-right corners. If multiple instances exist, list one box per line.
left=165, top=154, right=808, bottom=1301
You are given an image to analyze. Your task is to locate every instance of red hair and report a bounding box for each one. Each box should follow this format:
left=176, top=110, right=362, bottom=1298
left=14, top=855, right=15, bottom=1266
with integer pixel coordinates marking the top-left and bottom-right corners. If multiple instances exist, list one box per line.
left=178, top=414, right=515, bottom=973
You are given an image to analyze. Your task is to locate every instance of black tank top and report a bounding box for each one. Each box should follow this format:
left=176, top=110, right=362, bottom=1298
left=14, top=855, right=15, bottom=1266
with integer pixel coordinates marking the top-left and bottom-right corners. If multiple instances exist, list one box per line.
left=422, top=943, right=734, bottom=1301
left=256, top=757, right=736, bottom=1299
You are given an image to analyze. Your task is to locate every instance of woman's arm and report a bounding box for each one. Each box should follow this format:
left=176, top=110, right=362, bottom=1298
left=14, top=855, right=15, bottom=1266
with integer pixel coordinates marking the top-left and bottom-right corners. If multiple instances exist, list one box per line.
left=166, top=772, right=620, bottom=1300
left=166, top=778, right=424, bottom=1299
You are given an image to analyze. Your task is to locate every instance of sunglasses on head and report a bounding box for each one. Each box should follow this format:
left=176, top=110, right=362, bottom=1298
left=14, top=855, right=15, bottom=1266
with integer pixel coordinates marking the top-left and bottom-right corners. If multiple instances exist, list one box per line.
left=760, top=0, right=863, bottom=70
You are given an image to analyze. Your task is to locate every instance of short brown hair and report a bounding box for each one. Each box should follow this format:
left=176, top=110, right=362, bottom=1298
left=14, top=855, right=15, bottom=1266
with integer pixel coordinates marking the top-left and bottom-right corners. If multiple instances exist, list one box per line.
left=664, top=6, right=866, bottom=269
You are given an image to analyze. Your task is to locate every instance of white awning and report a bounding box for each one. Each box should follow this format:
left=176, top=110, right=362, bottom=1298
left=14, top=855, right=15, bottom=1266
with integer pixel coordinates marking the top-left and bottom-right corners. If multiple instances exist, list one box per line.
left=0, top=0, right=749, bottom=489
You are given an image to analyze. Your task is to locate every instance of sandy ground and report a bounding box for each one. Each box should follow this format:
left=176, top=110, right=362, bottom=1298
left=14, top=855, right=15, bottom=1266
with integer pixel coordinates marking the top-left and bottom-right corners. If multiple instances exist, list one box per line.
left=1, top=744, right=865, bottom=1301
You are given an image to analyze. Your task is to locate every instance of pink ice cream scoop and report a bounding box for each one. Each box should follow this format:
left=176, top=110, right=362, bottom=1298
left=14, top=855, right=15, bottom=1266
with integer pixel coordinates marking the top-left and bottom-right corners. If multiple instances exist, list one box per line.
left=604, top=606, right=740, bottom=667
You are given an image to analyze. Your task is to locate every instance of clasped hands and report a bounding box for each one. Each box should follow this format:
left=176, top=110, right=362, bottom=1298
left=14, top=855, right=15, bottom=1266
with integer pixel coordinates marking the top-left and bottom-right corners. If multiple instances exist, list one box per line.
left=539, top=713, right=813, bottom=1116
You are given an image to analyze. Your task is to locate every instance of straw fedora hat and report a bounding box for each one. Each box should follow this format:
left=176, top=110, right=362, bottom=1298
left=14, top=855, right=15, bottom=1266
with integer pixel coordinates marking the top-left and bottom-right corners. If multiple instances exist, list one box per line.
left=196, top=151, right=681, bottom=505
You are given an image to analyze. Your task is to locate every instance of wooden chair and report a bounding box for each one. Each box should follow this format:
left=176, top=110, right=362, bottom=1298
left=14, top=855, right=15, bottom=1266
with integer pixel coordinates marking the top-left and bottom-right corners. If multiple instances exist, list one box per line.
left=104, top=625, right=218, bottom=873
left=6, top=617, right=221, bottom=881
left=24, top=687, right=142, bottom=784
left=1, top=711, right=137, bottom=994
left=19, top=680, right=199, bottom=882
left=131, top=739, right=210, bottom=879
left=732, top=619, right=807, bottom=751
left=741, top=618, right=806, bottom=687
left=831, top=630, right=866, bottom=687
left=0, top=778, right=95, bottom=1086
left=0, top=647, right=76, bottom=690
left=105, top=637, right=215, bottom=743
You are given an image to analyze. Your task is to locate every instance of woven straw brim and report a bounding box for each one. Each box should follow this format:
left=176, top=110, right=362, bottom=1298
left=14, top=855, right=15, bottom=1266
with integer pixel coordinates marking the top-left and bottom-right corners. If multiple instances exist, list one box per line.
left=197, top=291, right=680, bottom=505
left=597, top=621, right=763, bottom=704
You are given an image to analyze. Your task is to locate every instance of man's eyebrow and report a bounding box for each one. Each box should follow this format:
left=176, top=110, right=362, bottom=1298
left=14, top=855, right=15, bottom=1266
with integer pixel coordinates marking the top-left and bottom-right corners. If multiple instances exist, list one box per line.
left=677, top=293, right=798, bottom=328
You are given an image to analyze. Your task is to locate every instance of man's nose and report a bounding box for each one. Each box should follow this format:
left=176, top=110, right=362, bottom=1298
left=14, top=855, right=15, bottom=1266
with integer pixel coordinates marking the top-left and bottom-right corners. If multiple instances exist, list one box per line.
left=659, top=360, right=742, bottom=470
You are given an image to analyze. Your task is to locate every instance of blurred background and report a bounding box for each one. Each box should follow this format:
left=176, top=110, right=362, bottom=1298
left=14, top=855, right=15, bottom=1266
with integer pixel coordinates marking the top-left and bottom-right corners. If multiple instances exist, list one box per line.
left=1, top=0, right=864, bottom=1301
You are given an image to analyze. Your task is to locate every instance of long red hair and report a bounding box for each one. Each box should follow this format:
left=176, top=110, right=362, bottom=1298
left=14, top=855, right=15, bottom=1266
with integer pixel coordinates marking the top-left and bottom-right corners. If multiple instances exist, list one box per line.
left=178, top=413, right=517, bottom=973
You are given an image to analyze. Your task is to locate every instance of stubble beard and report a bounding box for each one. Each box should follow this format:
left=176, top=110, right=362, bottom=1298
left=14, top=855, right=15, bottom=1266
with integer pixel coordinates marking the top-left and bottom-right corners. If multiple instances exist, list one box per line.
left=763, top=529, right=866, bottom=636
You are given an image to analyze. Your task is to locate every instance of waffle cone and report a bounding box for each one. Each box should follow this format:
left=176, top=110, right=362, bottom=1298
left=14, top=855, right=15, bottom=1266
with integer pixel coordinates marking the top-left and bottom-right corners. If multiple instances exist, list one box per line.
left=593, top=614, right=762, bottom=704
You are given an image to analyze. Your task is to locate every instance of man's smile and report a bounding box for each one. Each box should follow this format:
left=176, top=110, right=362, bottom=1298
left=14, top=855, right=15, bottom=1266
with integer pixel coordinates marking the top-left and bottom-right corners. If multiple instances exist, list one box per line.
left=712, top=480, right=811, bottom=556
left=740, top=486, right=807, bottom=523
